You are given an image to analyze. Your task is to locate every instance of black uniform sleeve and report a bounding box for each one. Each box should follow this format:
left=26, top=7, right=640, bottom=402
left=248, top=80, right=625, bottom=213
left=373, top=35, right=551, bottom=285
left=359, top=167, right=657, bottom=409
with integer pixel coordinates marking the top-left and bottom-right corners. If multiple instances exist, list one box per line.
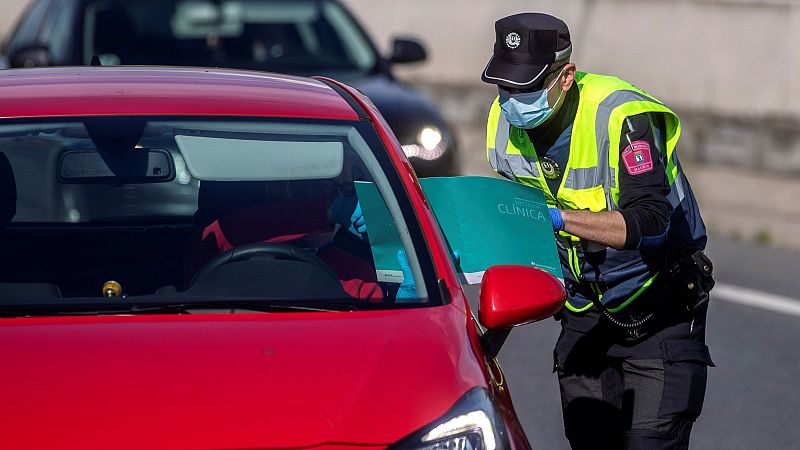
left=617, top=114, right=673, bottom=250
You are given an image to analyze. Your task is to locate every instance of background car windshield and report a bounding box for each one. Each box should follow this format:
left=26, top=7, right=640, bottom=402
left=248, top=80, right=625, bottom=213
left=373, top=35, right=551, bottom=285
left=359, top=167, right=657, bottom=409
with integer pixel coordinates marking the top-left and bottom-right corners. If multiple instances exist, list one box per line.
left=0, top=117, right=429, bottom=309
left=82, top=0, right=378, bottom=75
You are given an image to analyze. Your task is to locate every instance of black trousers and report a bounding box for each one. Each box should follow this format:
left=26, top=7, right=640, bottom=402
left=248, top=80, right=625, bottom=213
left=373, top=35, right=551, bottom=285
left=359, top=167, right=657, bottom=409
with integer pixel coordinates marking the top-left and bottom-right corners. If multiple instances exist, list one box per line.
left=553, top=299, right=713, bottom=450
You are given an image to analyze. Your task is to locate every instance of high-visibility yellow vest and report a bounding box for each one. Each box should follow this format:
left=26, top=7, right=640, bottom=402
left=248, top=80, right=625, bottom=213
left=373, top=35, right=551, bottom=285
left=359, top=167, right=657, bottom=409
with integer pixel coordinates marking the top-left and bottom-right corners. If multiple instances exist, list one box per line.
left=486, top=71, right=699, bottom=312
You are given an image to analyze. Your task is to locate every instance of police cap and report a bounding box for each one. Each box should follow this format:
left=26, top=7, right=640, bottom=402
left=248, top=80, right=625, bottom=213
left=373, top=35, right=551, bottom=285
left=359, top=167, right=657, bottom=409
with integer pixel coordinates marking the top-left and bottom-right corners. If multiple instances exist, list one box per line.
left=481, top=13, right=572, bottom=90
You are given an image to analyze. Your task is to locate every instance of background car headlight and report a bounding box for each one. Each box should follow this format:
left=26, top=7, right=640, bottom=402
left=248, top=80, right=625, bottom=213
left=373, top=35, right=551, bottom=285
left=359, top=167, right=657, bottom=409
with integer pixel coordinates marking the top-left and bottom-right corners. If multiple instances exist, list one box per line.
left=388, top=388, right=509, bottom=450
left=402, top=126, right=447, bottom=161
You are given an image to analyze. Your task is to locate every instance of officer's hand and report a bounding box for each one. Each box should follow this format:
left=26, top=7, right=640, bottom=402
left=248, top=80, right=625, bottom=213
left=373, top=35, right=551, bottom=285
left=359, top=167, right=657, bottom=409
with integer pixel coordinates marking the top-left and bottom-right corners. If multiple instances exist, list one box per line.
left=396, top=250, right=417, bottom=303
left=549, top=207, right=565, bottom=232
left=331, top=195, right=367, bottom=240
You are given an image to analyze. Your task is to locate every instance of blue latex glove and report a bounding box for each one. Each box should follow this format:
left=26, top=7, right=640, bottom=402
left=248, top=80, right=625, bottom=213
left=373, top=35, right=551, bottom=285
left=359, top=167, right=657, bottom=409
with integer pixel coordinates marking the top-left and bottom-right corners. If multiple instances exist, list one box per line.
left=549, top=207, right=564, bottom=232
left=331, top=195, right=367, bottom=239
left=396, top=250, right=417, bottom=303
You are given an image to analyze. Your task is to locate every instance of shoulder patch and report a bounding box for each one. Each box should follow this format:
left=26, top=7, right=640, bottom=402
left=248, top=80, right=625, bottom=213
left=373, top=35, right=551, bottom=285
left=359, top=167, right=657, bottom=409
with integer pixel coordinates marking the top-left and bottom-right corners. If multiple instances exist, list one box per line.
left=622, top=140, right=654, bottom=175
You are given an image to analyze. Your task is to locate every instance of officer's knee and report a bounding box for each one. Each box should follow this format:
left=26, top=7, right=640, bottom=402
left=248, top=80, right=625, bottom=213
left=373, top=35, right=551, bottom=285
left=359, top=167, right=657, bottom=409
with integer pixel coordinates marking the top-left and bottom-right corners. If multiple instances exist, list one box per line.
left=563, top=397, right=624, bottom=450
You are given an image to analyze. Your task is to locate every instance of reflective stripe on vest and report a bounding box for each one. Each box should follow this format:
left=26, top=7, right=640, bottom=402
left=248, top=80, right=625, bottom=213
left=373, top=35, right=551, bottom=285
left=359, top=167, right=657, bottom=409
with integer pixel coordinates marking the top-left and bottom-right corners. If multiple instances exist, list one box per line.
left=489, top=74, right=682, bottom=212
left=488, top=87, right=681, bottom=212
left=596, top=90, right=667, bottom=209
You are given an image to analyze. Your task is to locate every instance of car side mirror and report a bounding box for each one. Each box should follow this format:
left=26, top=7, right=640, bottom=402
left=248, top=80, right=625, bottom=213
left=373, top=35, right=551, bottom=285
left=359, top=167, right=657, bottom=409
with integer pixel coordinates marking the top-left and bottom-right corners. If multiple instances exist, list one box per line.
left=388, top=37, right=427, bottom=64
left=9, top=45, right=51, bottom=68
left=478, top=265, right=566, bottom=357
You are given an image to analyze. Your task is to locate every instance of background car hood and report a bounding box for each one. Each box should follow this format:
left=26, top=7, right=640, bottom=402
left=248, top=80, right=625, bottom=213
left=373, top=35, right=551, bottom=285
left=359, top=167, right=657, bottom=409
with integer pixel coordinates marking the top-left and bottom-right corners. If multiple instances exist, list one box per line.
left=0, top=305, right=487, bottom=449
left=351, top=75, right=447, bottom=143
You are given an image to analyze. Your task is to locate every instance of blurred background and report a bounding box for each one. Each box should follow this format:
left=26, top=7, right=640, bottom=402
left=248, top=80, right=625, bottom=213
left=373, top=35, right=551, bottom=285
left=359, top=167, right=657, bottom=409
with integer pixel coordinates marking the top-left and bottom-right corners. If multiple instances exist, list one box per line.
left=1, top=1, right=798, bottom=449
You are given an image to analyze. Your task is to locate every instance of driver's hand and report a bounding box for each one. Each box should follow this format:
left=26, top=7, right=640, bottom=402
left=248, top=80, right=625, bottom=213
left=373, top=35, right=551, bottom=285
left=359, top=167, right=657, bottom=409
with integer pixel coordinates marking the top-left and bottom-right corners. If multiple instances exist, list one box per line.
left=331, top=195, right=367, bottom=240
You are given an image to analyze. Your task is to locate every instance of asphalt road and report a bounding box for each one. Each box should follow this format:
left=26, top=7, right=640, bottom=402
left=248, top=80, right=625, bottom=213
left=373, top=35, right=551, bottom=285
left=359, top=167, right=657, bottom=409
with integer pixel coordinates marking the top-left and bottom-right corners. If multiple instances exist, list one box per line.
left=470, top=236, right=800, bottom=449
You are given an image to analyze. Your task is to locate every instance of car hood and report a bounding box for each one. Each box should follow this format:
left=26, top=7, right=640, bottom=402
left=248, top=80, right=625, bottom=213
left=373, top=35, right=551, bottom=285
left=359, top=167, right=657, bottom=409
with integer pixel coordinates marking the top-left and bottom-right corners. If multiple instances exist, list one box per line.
left=350, top=75, right=447, bottom=143
left=0, top=305, right=487, bottom=449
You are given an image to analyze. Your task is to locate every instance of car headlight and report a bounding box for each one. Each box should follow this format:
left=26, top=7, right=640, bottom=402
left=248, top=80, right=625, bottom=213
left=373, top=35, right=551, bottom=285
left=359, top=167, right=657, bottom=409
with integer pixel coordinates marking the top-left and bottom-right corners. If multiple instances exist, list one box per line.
left=388, top=387, right=509, bottom=450
left=402, top=126, right=447, bottom=161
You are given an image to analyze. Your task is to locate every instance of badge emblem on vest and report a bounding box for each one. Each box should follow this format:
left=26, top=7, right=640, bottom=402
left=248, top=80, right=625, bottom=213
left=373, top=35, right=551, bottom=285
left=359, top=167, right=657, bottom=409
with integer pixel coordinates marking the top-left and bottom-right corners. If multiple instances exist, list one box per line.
left=622, top=141, right=654, bottom=175
left=505, top=32, right=521, bottom=49
left=541, top=156, right=560, bottom=180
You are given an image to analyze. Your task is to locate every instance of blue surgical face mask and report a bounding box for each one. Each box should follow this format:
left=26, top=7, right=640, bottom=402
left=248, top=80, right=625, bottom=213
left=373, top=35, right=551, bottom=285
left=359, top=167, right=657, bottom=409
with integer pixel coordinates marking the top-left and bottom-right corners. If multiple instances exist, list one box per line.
left=498, top=69, right=565, bottom=129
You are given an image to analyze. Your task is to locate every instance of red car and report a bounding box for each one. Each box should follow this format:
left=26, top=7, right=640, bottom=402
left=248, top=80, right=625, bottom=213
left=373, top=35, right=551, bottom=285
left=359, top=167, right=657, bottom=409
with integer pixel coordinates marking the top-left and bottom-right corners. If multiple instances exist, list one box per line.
left=0, top=66, right=565, bottom=449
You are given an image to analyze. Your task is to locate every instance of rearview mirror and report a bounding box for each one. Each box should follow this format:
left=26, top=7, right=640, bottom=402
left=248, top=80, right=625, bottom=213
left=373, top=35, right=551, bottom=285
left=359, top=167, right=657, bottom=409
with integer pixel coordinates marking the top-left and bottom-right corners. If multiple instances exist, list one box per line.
left=388, top=37, right=427, bottom=64
left=58, top=148, right=175, bottom=184
left=478, top=265, right=566, bottom=357
left=171, top=1, right=243, bottom=38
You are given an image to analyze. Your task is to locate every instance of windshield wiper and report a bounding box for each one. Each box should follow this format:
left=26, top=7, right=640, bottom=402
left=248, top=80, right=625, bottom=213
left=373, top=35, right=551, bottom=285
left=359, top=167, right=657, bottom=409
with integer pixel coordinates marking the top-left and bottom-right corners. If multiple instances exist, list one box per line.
left=0, top=299, right=359, bottom=317
left=122, top=301, right=356, bottom=315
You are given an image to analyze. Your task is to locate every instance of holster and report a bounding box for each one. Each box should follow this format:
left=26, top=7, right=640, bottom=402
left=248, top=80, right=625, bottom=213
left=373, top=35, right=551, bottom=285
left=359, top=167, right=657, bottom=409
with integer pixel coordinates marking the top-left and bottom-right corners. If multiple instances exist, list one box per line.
left=666, top=248, right=715, bottom=311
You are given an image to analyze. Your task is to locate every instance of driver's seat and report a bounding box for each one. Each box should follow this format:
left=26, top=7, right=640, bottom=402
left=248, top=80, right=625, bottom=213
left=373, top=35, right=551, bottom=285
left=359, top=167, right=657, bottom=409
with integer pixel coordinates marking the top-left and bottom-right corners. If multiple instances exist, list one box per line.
left=183, top=180, right=382, bottom=301
left=0, top=152, right=61, bottom=299
left=184, top=180, right=336, bottom=282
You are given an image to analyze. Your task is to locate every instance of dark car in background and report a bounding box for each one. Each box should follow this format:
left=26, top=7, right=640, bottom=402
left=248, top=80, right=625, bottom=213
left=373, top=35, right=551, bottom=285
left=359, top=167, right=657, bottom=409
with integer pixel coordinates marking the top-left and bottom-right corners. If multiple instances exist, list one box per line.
left=0, top=0, right=457, bottom=176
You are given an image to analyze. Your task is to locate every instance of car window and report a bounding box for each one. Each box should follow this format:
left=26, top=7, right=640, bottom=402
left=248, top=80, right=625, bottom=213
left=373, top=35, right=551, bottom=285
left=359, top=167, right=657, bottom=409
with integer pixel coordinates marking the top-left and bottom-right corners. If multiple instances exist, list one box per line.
left=0, top=117, right=434, bottom=314
left=81, top=0, right=377, bottom=75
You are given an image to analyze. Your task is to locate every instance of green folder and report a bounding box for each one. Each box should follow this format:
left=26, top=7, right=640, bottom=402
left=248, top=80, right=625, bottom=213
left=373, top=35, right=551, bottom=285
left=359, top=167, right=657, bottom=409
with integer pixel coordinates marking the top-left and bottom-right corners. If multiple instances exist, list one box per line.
left=354, top=176, right=563, bottom=284
left=353, top=180, right=405, bottom=283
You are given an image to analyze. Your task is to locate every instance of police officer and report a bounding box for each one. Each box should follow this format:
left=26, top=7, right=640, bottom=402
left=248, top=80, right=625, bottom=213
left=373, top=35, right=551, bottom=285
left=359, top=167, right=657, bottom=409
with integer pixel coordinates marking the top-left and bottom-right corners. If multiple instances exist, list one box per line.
left=481, top=13, right=714, bottom=450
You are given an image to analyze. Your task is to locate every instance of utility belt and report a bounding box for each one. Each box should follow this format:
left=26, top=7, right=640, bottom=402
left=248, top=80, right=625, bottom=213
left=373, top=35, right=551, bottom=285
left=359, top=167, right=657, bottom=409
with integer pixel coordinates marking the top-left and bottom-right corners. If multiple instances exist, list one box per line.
left=665, top=247, right=715, bottom=311
left=565, top=248, right=714, bottom=337
left=578, top=279, right=664, bottom=337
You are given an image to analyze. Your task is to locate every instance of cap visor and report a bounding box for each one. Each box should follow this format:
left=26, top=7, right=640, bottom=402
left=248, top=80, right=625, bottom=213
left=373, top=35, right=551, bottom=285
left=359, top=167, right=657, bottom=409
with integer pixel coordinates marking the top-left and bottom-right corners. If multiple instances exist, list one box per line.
left=481, top=56, right=549, bottom=90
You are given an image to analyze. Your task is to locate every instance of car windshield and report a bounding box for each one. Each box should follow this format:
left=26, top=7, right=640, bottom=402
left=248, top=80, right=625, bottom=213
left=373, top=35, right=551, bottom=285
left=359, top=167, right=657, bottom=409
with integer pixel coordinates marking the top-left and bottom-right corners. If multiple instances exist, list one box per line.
left=0, top=117, right=434, bottom=315
left=81, top=0, right=378, bottom=76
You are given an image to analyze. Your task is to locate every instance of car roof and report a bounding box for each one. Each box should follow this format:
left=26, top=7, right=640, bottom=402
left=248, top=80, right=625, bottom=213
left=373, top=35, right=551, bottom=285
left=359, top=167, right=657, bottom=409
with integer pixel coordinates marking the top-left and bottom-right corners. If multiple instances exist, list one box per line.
left=0, top=66, right=361, bottom=120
